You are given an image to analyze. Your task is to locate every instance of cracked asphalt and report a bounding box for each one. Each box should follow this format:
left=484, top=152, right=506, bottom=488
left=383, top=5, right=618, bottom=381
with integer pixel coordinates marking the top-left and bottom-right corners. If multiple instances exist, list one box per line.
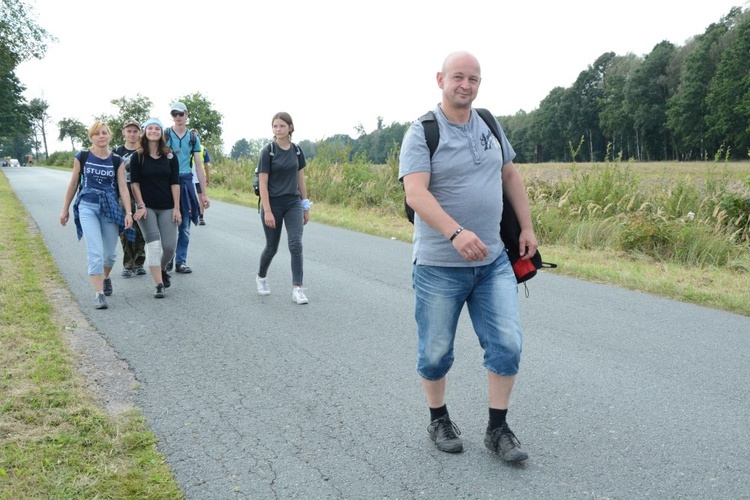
left=6, top=166, right=750, bottom=499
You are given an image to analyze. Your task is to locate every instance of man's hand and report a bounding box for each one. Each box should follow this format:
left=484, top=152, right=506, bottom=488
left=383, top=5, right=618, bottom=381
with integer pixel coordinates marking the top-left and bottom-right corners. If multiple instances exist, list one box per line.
left=451, top=228, right=489, bottom=261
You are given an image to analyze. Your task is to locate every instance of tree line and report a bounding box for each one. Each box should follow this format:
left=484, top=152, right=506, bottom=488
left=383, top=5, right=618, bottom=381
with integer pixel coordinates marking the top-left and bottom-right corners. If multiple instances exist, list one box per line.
left=501, top=6, right=750, bottom=163
left=3, top=2, right=749, bottom=165
left=338, top=6, right=750, bottom=165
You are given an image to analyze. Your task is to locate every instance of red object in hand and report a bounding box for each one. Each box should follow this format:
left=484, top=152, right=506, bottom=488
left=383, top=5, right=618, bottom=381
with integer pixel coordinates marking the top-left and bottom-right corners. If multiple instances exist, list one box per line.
left=512, top=258, right=537, bottom=283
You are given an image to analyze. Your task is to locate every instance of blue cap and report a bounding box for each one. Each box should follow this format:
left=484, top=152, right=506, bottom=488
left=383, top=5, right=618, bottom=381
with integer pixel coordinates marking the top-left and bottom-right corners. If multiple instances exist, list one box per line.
left=142, top=118, right=164, bottom=131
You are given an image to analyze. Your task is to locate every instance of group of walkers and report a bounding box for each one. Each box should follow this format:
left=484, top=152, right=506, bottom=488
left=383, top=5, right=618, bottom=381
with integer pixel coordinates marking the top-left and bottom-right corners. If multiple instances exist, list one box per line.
left=58, top=50, right=541, bottom=464
left=59, top=104, right=311, bottom=307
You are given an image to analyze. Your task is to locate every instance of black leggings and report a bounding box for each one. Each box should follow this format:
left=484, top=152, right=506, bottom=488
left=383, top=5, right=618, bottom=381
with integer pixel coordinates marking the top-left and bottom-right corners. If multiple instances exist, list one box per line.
left=258, top=196, right=304, bottom=286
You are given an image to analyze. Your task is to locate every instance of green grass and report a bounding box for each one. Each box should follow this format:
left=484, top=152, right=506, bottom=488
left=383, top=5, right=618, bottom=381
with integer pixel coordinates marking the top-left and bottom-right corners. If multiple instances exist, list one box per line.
left=0, top=170, right=183, bottom=499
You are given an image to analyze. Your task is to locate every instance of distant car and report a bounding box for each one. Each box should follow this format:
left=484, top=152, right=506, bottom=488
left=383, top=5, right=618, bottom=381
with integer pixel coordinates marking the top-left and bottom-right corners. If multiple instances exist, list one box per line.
left=0, top=160, right=6, bottom=167
left=10, top=159, right=20, bottom=167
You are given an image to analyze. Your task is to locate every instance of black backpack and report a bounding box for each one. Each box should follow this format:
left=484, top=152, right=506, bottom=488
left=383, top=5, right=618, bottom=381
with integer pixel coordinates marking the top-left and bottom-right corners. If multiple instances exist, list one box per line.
left=253, top=142, right=301, bottom=210
left=403, top=108, right=556, bottom=283
left=77, top=150, right=122, bottom=193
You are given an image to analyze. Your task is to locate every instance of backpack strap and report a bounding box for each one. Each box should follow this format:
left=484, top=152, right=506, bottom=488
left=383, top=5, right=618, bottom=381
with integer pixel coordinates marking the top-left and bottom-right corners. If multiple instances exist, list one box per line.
left=401, top=112, right=439, bottom=223
left=475, top=108, right=501, bottom=143
left=77, top=150, right=89, bottom=192
left=418, top=111, right=439, bottom=159
left=254, top=143, right=276, bottom=212
left=268, top=142, right=300, bottom=157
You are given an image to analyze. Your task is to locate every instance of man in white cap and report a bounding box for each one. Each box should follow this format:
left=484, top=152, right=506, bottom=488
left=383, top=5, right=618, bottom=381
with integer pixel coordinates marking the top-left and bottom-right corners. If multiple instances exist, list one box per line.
left=164, top=101, right=210, bottom=273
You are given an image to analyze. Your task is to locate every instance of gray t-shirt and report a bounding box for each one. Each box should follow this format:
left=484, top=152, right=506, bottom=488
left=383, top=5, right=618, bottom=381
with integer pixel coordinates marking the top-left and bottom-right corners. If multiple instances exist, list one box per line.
left=258, top=142, right=306, bottom=198
left=398, top=106, right=516, bottom=266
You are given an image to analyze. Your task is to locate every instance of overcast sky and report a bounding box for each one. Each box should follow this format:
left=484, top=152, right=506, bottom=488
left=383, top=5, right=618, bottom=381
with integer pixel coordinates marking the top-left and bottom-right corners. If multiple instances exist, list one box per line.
left=17, top=0, right=747, bottom=154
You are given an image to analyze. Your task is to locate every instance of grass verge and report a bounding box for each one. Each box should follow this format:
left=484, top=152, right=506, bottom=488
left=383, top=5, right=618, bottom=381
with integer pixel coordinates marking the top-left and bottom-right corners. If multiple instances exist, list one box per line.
left=0, top=170, right=183, bottom=499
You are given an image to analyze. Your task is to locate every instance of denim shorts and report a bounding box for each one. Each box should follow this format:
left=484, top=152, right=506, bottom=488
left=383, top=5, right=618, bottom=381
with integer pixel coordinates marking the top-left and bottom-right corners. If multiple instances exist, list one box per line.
left=412, top=252, right=523, bottom=380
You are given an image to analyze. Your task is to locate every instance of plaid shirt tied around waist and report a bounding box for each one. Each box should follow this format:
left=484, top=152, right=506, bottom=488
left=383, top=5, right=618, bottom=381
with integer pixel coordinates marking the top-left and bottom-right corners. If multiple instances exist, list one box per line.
left=73, top=188, right=135, bottom=242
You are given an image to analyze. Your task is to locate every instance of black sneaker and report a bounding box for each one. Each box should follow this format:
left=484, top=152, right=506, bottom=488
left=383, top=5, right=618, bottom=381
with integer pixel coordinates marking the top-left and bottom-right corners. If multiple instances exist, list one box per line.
left=166, top=258, right=174, bottom=272
left=175, top=263, right=192, bottom=274
left=103, top=278, right=113, bottom=296
left=154, top=284, right=165, bottom=299
left=427, top=415, right=463, bottom=453
left=198, top=216, right=206, bottom=226
left=161, top=270, right=171, bottom=288
left=484, top=423, right=529, bottom=462
left=121, top=269, right=133, bottom=278
left=135, top=267, right=147, bottom=276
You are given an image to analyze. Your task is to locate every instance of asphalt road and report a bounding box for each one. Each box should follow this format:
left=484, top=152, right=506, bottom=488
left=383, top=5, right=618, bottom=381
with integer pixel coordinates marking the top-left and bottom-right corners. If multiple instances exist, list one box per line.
left=5, top=166, right=750, bottom=499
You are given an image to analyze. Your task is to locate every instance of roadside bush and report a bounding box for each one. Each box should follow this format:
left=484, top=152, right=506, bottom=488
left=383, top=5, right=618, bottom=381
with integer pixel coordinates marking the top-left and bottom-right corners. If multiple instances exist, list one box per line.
left=305, top=144, right=403, bottom=215
left=618, top=212, right=741, bottom=266
left=213, top=158, right=254, bottom=193
left=718, top=178, right=750, bottom=244
left=620, top=212, right=681, bottom=260
left=567, top=160, right=643, bottom=211
left=45, top=151, right=76, bottom=167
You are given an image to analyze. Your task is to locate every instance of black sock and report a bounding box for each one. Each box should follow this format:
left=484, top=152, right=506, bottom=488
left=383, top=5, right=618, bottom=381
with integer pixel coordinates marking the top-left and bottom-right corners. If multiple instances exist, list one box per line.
left=488, top=408, right=508, bottom=430
left=429, top=404, right=448, bottom=422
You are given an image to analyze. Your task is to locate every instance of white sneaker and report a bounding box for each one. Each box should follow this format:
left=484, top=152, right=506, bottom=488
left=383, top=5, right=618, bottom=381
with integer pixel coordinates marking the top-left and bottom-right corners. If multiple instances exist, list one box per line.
left=292, top=287, right=309, bottom=304
left=256, top=275, right=270, bottom=295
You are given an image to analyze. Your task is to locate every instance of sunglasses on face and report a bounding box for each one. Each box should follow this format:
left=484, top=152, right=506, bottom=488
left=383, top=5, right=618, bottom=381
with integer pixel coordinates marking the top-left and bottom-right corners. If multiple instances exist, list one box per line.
left=171, top=112, right=185, bottom=117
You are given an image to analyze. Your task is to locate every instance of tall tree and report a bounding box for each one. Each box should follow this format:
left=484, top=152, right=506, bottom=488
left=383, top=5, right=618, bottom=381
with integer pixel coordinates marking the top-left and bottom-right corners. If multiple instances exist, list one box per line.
left=176, top=92, right=224, bottom=159
left=28, top=97, right=50, bottom=159
left=666, top=13, right=738, bottom=161
left=57, top=118, right=87, bottom=150
left=705, top=13, right=750, bottom=157
left=0, top=69, right=28, bottom=137
left=0, top=0, right=54, bottom=143
left=566, top=52, right=615, bottom=162
left=598, top=54, right=641, bottom=159
left=498, top=110, right=534, bottom=163
left=100, top=94, right=153, bottom=143
left=230, top=138, right=252, bottom=160
left=529, top=87, right=568, bottom=161
left=0, top=0, right=53, bottom=71
left=624, top=41, right=677, bottom=160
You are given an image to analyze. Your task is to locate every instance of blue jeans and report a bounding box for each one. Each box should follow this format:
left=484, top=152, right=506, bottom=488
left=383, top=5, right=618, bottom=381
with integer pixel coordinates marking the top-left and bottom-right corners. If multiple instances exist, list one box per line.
left=412, top=252, right=522, bottom=380
left=175, top=213, right=191, bottom=265
left=78, top=200, right=119, bottom=275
